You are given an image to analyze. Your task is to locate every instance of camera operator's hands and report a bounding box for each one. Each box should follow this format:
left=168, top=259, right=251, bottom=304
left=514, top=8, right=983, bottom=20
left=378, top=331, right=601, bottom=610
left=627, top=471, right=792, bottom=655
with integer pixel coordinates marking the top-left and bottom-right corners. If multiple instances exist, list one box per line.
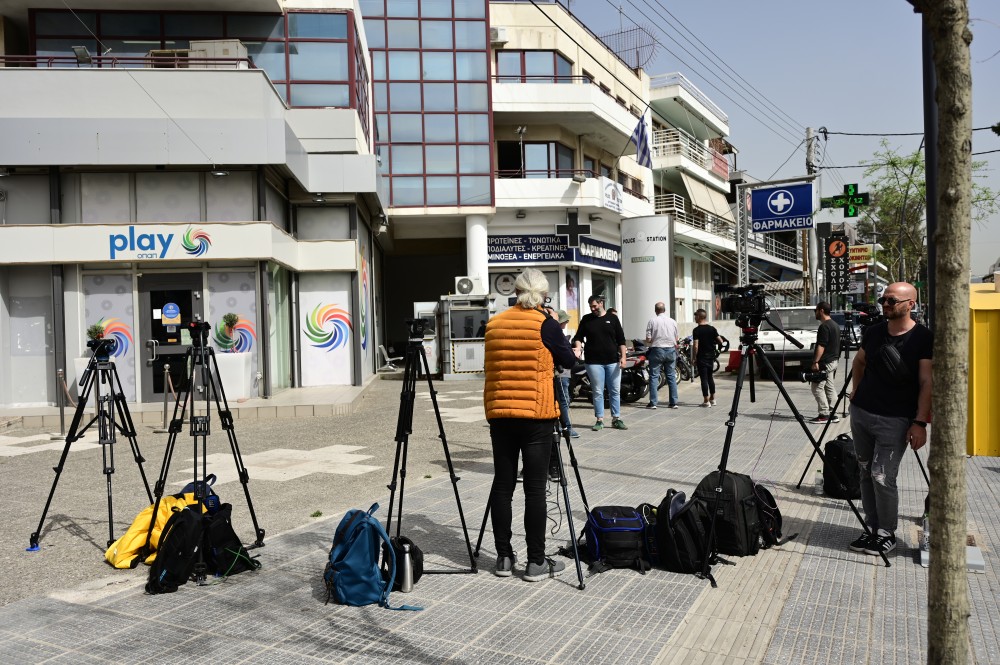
left=907, top=424, right=927, bottom=450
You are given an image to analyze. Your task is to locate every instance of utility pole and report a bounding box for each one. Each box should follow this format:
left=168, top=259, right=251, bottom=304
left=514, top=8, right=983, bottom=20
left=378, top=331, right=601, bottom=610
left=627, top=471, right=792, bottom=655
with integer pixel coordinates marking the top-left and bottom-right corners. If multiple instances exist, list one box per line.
left=804, top=127, right=818, bottom=304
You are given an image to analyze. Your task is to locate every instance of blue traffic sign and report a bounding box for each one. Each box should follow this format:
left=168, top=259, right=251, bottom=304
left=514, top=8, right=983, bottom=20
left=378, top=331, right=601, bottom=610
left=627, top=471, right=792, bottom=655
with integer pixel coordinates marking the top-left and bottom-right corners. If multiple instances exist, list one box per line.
left=750, top=182, right=816, bottom=233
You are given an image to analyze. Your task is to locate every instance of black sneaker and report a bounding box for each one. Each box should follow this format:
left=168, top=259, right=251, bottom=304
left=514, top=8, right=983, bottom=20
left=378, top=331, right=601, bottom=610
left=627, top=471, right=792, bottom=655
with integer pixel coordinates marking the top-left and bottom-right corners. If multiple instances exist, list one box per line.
left=548, top=467, right=562, bottom=483
left=828, top=413, right=842, bottom=423
left=808, top=415, right=829, bottom=424
left=494, top=554, right=516, bottom=577
left=864, top=531, right=897, bottom=555
left=849, top=532, right=874, bottom=552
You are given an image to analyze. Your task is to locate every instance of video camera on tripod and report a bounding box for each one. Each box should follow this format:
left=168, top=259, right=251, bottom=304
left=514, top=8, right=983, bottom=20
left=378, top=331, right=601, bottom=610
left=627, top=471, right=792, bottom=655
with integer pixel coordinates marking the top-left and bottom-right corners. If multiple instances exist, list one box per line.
left=406, top=318, right=428, bottom=341
left=85, top=337, right=118, bottom=363
left=718, top=284, right=769, bottom=327
left=855, top=303, right=884, bottom=331
left=188, top=320, right=212, bottom=347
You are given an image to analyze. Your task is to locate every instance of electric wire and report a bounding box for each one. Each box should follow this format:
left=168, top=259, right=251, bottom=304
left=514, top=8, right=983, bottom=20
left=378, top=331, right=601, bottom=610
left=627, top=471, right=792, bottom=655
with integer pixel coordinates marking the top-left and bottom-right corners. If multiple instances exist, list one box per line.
left=767, top=140, right=806, bottom=181
left=823, top=126, right=997, bottom=136
left=624, top=0, right=805, bottom=140
left=59, top=0, right=223, bottom=168
left=602, top=0, right=801, bottom=150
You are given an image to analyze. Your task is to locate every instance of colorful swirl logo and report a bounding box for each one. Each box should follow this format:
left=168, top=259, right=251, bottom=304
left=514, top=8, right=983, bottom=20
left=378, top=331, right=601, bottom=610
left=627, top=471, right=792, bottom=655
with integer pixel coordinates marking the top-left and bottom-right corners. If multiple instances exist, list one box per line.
left=359, top=248, right=369, bottom=351
left=304, top=303, right=353, bottom=351
left=97, top=318, right=133, bottom=357
left=182, top=226, right=212, bottom=257
left=213, top=317, right=257, bottom=353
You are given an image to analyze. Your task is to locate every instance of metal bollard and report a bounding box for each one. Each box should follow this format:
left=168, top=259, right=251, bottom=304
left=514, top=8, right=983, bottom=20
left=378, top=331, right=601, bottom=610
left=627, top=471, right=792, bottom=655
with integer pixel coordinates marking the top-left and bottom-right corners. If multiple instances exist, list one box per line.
left=153, top=364, right=172, bottom=433
left=49, top=369, right=67, bottom=440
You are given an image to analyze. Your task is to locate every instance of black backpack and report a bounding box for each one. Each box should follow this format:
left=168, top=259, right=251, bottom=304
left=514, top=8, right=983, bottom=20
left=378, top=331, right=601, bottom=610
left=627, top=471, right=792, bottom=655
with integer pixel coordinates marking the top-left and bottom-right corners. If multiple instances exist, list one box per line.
left=694, top=471, right=761, bottom=557
left=753, top=484, right=796, bottom=549
left=655, top=490, right=711, bottom=574
left=824, top=434, right=862, bottom=499
left=203, top=503, right=260, bottom=577
left=146, top=507, right=203, bottom=594
left=582, top=506, right=650, bottom=573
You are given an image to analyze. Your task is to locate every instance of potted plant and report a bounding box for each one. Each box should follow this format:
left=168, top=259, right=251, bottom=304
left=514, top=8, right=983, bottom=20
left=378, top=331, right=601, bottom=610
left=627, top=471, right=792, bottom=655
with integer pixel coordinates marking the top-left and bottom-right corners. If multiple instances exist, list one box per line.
left=86, top=323, right=105, bottom=341
left=215, top=313, right=254, bottom=400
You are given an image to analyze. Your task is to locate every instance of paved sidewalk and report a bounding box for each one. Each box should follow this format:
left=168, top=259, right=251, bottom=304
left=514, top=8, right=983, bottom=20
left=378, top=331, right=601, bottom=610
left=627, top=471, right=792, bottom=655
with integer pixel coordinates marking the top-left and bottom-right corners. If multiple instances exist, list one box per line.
left=1, top=372, right=997, bottom=664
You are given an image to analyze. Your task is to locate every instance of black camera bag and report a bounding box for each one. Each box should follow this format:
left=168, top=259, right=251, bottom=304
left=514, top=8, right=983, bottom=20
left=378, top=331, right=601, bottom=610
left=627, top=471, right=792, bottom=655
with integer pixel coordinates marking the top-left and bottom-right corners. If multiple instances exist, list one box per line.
left=146, top=506, right=203, bottom=594
left=203, top=503, right=260, bottom=577
left=654, top=490, right=710, bottom=574
left=824, top=434, right=862, bottom=499
left=693, top=471, right=760, bottom=557
left=583, top=506, right=650, bottom=573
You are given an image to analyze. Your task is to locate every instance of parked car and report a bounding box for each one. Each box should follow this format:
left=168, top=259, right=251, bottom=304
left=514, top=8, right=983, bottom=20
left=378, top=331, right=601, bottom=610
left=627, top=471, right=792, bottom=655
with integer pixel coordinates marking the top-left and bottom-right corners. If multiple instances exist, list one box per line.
left=756, top=306, right=818, bottom=377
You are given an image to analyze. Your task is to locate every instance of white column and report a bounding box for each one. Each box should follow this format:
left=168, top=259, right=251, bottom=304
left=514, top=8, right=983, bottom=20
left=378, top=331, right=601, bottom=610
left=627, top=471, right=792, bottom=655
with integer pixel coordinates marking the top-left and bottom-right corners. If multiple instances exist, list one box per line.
left=621, top=215, right=673, bottom=341
left=466, top=214, right=488, bottom=281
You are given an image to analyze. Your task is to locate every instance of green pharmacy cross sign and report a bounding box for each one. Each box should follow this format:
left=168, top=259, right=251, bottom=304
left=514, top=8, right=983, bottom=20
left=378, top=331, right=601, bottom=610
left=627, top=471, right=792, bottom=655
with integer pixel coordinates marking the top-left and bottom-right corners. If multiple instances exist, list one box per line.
left=820, top=183, right=870, bottom=218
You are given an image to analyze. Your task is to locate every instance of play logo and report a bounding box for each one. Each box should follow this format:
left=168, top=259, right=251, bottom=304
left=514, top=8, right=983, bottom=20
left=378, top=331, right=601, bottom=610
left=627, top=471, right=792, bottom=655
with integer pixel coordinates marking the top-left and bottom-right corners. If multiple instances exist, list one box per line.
left=109, top=226, right=174, bottom=260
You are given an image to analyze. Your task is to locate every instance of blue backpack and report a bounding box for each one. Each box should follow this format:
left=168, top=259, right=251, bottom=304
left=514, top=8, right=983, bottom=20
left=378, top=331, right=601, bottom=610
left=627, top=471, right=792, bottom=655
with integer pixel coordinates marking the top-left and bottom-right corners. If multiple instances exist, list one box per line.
left=323, top=503, right=421, bottom=611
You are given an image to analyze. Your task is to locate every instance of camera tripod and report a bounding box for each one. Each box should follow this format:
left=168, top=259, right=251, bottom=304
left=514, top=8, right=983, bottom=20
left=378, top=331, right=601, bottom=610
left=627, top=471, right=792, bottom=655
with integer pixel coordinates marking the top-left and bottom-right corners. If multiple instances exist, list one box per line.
left=28, top=345, right=153, bottom=550
left=837, top=318, right=860, bottom=418
left=472, top=377, right=589, bottom=590
left=384, top=326, right=476, bottom=575
left=143, top=322, right=264, bottom=583
left=700, top=314, right=890, bottom=586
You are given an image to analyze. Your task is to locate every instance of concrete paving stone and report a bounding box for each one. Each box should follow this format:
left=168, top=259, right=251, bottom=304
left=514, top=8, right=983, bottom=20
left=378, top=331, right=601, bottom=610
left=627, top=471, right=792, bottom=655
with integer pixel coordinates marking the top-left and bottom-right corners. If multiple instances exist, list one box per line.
left=473, top=615, right=583, bottom=662
left=444, top=645, right=548, bottom=664
left=397, top=602, right=506, bottom=643
left=0, top=638, right=70, bottom=662
left=550, top=628, right=665, bottom=665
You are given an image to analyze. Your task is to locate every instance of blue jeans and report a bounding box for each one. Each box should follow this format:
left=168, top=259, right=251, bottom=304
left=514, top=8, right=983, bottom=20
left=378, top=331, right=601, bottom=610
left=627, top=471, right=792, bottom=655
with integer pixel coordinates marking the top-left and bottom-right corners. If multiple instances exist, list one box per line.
left=647, top=347, right=678, bottom=406
left=556, top=375, right=573, bottom=433
left=585, top=362, right=620, bottom=420
left=850, top=404, right=910, bottom=533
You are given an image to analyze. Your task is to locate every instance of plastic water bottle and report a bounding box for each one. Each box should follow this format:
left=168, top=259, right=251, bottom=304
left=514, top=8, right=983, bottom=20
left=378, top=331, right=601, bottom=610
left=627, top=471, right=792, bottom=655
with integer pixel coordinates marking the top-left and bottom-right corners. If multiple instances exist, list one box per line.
left=400, top=543, right=414, bottom=593
left=814, top=469, right=824, bottom=495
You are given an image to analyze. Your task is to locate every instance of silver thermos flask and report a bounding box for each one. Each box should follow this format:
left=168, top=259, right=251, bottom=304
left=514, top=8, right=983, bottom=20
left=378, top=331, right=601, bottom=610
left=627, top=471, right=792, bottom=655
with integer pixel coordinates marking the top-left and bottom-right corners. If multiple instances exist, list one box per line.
left=400, top=543, right=414, bottom=593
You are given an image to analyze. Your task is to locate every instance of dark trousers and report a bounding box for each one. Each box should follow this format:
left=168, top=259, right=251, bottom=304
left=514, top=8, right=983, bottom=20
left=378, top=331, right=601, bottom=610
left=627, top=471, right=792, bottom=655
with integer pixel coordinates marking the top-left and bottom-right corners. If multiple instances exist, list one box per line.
left=697, top=358, right=716, bottom=398
left=489, top=418, right=555, bottom=565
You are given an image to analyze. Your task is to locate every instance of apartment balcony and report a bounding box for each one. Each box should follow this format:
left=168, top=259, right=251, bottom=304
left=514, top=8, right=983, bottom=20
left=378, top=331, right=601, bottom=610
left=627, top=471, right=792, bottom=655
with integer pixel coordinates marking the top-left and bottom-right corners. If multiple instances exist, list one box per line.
left=496, top=171, right=653, bottom=219
left=649, top=72, right=729, bottom=139
left=491, top=76, right=641, bottom=158
left=650, top=128, right=730, bottom=188
left=656, top=193, right=799, bottom=266
left=0, top=57, right=383, bottom=202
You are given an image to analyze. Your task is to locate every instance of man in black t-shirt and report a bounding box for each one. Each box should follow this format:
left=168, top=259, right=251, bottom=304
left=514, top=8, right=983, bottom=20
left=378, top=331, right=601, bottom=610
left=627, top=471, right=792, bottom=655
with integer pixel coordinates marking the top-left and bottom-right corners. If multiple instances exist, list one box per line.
left=808, top=302, right=842, bottom=424
left=691, top=309, right=724, bottom=407
left=847, top=282, right=932, bottom=557
left=572, top=295, right=628, bottom=431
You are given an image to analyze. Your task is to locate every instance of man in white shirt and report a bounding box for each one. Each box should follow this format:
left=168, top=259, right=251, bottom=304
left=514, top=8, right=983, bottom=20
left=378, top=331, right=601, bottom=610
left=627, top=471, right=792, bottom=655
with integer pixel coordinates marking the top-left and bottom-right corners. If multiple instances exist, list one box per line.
left=644, top=302, right=680, bottom=409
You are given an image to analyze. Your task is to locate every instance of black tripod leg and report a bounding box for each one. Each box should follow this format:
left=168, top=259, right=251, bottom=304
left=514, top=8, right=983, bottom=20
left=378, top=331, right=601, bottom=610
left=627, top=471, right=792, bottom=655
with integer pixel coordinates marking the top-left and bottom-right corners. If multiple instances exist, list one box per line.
left=473, top=490, right=492, bottom=558
left=796, top=369, right=853, bottom=489
left=27, top=366, right=100, bottom=551
left=747, top=350, right=756, bottom=403
left=384, top=344, right=417, bottom=540
left=754, top=348, right=889, bottom=568
left=206, top=349, right=265, bottom=547
left=420, top=347, right=477, bottom=572
left=699, top=344, right=753, bottom=587
left=552, top=423, right=585, bottom=590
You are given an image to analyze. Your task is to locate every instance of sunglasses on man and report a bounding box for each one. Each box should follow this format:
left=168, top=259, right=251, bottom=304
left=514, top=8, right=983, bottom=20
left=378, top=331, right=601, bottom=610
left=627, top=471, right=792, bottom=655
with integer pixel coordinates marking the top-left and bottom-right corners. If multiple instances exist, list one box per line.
left=877, top=296, right=913, bottom=307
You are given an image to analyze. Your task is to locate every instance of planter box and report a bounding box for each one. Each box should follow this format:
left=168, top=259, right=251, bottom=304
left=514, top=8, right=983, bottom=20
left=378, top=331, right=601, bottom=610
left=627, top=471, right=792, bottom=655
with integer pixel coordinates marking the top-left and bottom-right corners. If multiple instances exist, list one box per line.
left=214, top=352, right=253, bottom=400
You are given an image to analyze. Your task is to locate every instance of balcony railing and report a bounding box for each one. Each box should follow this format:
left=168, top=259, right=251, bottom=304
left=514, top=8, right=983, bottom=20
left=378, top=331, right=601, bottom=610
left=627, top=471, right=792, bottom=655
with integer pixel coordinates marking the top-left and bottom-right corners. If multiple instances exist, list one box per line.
left=0, top=54, right=255, bottom=69
left=650, top=128, right=729, bottom=181
left=656, top=192, right=798, bottom=263
left=496, top=170, right=648, bottom=202
left=650, top=72, right=728, bottom=125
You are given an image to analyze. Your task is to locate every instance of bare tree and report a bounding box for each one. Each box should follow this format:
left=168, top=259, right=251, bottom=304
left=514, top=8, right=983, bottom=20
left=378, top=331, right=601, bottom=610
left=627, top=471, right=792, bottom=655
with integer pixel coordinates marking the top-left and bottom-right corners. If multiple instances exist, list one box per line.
left=908, top=0, right=972, bottom=662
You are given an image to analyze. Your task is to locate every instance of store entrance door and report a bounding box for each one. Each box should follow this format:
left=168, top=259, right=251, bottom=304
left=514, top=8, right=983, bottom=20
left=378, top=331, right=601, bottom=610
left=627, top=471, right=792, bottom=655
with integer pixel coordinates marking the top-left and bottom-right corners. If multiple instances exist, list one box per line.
left=138, top=273, right=203, bottom=403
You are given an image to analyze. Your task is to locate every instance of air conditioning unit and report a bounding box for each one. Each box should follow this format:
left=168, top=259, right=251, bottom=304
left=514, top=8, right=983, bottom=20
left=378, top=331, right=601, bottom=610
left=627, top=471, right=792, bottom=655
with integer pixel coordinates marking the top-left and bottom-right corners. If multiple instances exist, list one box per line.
left=454, top=276, right=486, bottom=296
left=490, top=27, right=508, bottom=46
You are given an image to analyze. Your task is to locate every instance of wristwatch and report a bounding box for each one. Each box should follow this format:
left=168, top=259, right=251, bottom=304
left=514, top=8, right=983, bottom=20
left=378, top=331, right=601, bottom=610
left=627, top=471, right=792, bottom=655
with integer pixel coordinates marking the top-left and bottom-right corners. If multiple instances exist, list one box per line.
left=911, top=420, right=928, bottom=428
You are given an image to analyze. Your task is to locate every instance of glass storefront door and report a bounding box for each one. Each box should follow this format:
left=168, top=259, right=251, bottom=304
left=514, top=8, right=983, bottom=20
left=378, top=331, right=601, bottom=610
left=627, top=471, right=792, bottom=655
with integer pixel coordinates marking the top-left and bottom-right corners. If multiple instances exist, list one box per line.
left=138, top=273, right=203, bottom=402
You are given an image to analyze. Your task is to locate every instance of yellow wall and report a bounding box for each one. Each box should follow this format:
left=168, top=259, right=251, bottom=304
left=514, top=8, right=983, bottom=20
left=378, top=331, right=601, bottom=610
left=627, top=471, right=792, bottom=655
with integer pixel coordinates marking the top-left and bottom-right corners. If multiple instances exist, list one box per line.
left=968, top=284, right=1000, bottom=455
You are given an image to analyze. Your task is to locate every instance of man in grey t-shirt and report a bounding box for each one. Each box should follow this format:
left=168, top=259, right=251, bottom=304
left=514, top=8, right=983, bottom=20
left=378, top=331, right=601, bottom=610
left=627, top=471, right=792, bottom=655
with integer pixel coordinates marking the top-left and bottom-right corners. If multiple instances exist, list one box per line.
left=808, top=301, right=842, bottom=424
left=644, top=302, right=680, bottom=409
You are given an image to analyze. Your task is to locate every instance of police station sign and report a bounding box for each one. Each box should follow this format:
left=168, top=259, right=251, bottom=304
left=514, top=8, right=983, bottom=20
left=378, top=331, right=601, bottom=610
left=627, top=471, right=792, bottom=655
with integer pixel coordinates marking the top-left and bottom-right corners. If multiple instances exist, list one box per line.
left=750, top=182, right=816, bottom=233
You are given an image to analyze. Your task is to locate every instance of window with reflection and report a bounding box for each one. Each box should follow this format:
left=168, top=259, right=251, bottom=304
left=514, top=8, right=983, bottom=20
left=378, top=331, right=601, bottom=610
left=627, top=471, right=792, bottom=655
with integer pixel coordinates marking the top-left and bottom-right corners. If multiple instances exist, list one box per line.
left=497, top=141, right=575, bottom=179
left=494, top=50, right=574, bottom=83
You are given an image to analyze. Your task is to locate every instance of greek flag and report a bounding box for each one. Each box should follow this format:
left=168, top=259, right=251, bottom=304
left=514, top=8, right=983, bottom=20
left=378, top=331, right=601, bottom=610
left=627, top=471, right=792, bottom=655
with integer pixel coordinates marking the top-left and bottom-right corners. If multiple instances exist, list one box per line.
left=630, top=113, right=652, bottom=169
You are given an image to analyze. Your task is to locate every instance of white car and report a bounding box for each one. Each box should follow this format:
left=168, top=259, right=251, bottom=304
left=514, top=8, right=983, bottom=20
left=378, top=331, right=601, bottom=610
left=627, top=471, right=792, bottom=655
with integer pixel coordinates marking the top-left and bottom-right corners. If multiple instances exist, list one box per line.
left=756, top=307, right=818, bottom=375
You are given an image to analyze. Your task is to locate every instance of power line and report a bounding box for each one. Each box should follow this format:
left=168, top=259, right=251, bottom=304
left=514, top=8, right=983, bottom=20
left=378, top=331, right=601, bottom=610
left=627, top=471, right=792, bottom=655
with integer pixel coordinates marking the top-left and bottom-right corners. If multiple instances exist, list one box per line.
left=767, top=140, right=805, bottom=180
left=638, top=0, right=806, bottom=134
left=600, top=0, right=801, bottom=149
left=824, top=126, right=997, bottom=137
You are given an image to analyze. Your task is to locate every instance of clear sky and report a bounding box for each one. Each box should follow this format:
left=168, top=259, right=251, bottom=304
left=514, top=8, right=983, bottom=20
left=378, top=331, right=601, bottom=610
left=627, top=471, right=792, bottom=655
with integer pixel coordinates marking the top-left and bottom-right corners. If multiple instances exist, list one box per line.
left=571, top=0, right=1000, bottom=277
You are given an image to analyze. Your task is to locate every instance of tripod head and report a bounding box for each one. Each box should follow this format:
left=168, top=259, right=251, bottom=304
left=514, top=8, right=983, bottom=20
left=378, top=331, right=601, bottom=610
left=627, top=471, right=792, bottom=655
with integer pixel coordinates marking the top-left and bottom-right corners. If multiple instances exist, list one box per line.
left=86, top=337, right=117, bottom=362
left=188, top=320, right=211, bottom=348
left=406, top=318, right=429, bottom=344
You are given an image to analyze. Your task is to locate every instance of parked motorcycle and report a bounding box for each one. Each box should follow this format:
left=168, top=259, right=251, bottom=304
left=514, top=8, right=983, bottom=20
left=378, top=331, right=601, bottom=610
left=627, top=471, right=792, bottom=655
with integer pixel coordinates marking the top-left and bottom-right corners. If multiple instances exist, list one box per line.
left=569, top=346, right=649, bottom=404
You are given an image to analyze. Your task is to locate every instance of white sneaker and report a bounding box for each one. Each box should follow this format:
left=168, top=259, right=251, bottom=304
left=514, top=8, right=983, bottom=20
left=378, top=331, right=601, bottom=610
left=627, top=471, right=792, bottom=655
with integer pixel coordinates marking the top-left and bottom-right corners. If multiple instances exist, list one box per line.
left=701, top=402, right=711, bottom=408
left=710, top=400, right=717, bottom=407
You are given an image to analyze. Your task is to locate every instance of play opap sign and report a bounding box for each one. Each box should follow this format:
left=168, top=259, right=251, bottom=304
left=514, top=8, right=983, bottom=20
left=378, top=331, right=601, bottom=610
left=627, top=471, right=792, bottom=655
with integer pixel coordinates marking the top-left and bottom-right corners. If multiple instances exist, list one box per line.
left=108, top=226, right=212, bottom=260
left=750, top=182, right=816, bottom=233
